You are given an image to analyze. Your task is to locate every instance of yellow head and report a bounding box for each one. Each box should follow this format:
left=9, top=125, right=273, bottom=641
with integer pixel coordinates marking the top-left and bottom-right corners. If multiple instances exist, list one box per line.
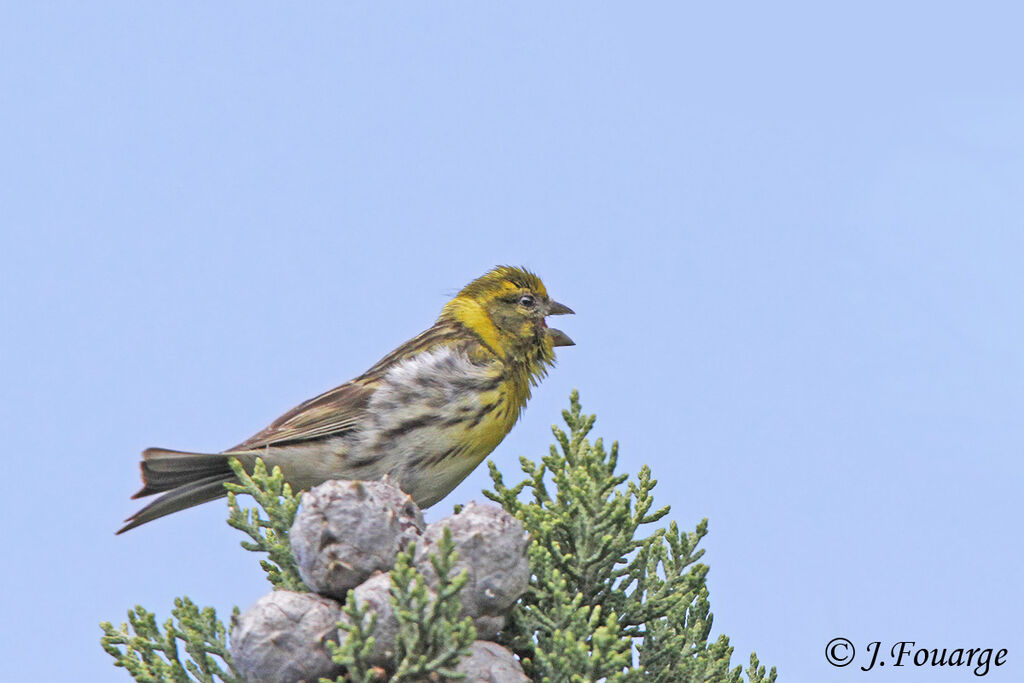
left=441, top=266, right=574, bottom=369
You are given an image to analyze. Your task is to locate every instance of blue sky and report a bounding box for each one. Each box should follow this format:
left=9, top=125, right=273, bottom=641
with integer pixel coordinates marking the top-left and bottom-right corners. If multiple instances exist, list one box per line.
left=3, top=3, right=1023, bottom=681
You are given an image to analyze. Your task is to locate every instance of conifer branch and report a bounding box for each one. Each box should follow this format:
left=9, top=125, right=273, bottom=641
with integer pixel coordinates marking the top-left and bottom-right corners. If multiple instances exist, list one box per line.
left=100, top=599, right=242, bottom=683
left=486, top=390, right=776, bottom=681
left=224, top=457, right=306, bottom=592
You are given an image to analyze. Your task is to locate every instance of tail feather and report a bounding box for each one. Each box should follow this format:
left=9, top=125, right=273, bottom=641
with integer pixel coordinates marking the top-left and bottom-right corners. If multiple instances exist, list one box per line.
left=119, top=448, right=238, bottom=534
left=132, top=448, right=235, bottom=498
left=118, top=474, right=235, bottom=534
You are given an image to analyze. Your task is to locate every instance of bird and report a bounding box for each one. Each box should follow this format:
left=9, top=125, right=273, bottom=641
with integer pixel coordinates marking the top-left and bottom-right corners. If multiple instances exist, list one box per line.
left=118, top=266, right=574, bottom=533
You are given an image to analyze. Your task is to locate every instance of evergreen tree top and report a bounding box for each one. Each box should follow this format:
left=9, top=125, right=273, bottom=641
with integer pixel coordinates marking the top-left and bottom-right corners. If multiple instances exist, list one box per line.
left=101, top=392, right=777, bottom=683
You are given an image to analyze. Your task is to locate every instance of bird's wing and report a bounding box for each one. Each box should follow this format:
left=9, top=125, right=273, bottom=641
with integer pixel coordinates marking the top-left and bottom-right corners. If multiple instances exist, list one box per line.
left=229, top=380, right=376, bottom=450
left=230, top=322, right=487, bottom=451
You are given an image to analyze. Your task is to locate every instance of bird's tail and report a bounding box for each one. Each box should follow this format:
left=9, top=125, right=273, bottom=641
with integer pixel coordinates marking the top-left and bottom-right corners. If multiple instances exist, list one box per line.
left=117, top=448, right=237, bottom=534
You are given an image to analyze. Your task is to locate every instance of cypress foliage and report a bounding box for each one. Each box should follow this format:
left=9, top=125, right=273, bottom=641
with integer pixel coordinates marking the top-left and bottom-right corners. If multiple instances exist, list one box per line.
left=486, top=391, right=777, bottom=682
left=100, top=598, right=241, bottom=683
left=101, top=392, right=777, bottom=682
left=334, top=535, right=477, bottom=682
left=223, top=459, right=306, bottom=592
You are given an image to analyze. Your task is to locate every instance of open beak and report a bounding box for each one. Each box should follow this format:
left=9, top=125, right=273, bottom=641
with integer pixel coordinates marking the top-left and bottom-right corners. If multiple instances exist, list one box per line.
left=545, top=300, right=575, bottom=347
left=548, top=328, right=575, bottom=347
left=547, top=300, right=574, bottom=316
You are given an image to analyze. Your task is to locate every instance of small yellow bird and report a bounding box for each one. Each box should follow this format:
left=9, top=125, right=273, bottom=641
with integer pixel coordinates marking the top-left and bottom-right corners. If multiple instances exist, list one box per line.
left=119, top=266, right=573, bottom=533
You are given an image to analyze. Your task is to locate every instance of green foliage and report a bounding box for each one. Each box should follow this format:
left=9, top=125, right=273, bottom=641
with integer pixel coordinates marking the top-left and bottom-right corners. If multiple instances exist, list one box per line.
left=745, top=654, right=778, bottom=683
left=390, top=533, right=476, bottom=680
left=325, top=594, right=381, bottom=683
left=225, top=457, right=306, bottom=592
left=328, top=532, right=476, bottom=682
left=100, top=598, right=241, bottom=683
left=99, top=456, right=304, bottom=683
left=486, top=391, right=778, bottom=683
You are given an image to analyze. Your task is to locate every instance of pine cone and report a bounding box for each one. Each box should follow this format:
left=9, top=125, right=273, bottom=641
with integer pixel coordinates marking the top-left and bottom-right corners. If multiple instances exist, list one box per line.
left=229, top=590, right=342, bottom=683
left=291, top=478, right=424, bottom=598
left=415, top=502, right=530, bottom=639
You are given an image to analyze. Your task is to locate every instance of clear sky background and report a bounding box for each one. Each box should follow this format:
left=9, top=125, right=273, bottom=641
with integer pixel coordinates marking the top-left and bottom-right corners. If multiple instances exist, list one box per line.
left=2, top=3, right=1022, bottom=682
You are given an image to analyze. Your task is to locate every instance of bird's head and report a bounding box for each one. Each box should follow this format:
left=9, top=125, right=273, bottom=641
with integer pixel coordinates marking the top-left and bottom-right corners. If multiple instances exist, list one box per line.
left=442, top=266, right=574, bottom=367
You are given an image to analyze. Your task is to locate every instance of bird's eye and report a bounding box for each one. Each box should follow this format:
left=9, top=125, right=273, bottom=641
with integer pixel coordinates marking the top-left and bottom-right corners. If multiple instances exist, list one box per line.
left=519, top=294, right=536, bottom=308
